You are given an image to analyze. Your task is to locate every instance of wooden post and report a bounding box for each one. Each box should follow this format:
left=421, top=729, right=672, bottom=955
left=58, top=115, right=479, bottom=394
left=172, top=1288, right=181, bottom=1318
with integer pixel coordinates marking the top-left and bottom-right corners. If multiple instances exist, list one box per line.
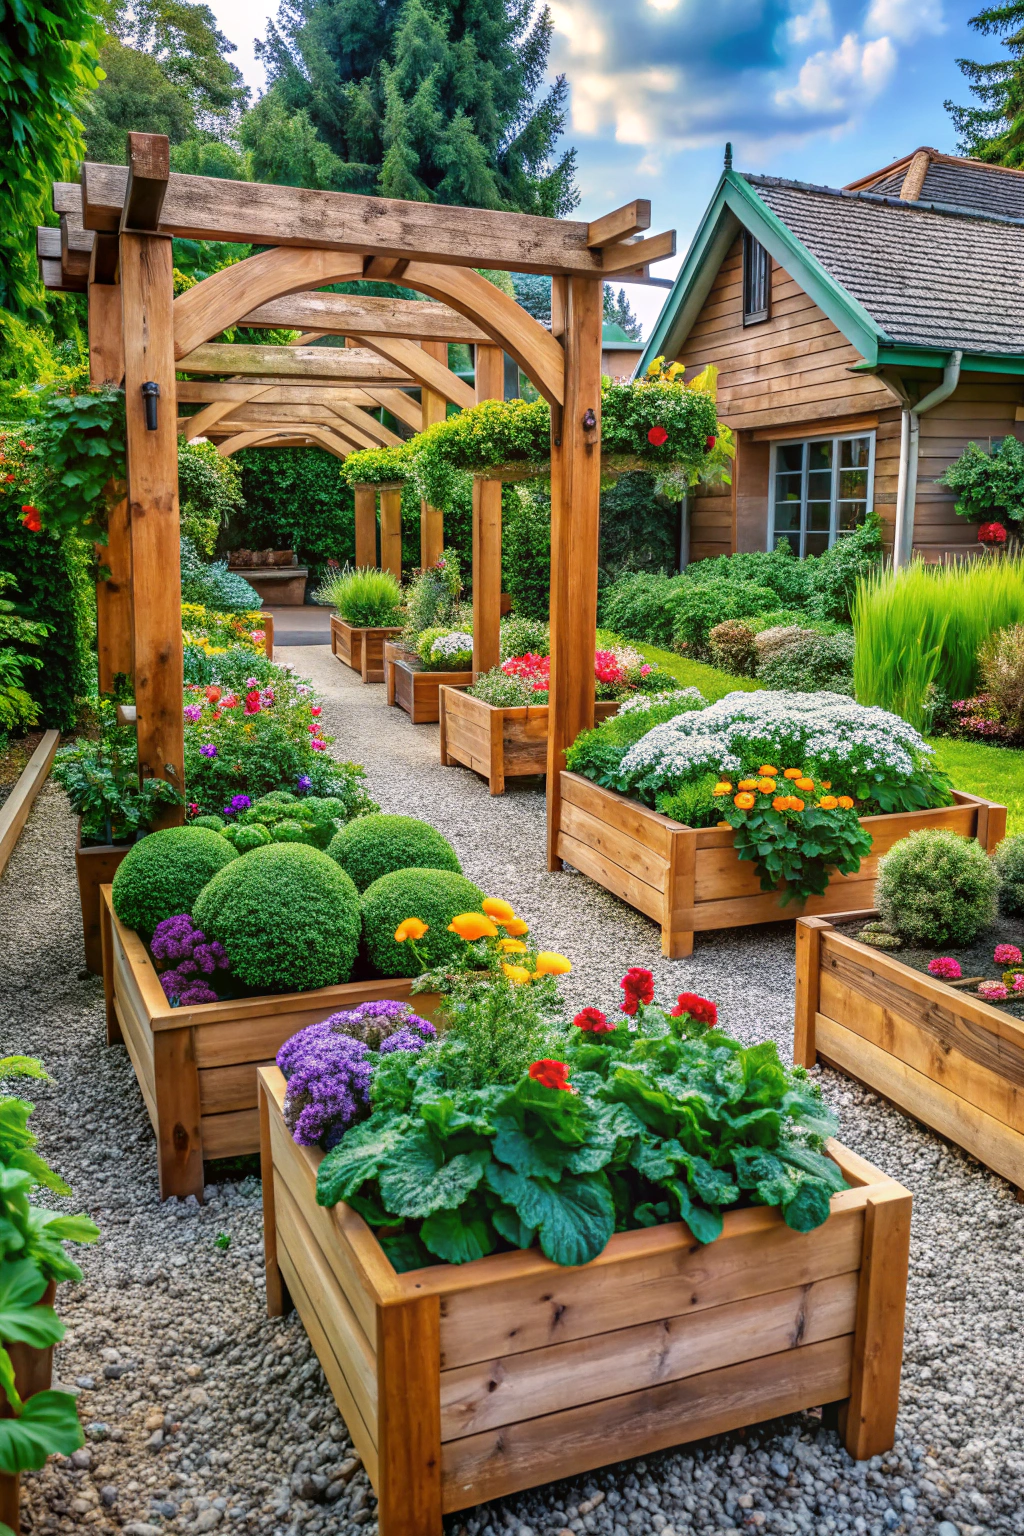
left=545, top=278, right=603, bottom=870
left=379, top=485, right=403, bottom=578
left=89, top=281, right=133, bottom=692
left=152, top=1026, right=204, bottom=1201
left=120, top=225, right=184, bottom=821
left=794, top=916, right=830, bottom=1068
left=354, top=483, right=378, bottom=567
left=473, top=344, right=504, bottom=675
left=420, top=341, right=447, bottom=569
left=88, top=280, right=125, bottom=387
left=840, top=1184, right=912, bottom=1459
left=259, top=1077, right=290, bottom=1318
left=376, top=1295, right=443, bottom=1536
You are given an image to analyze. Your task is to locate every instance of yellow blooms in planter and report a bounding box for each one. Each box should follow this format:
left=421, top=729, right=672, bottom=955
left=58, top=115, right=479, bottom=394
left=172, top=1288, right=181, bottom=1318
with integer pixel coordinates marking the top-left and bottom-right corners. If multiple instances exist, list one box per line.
left=395, top=917, right=429, bottom=942
left=448, top=912, right=499, bottom=940
left=534, top=951, right=572, bottom=976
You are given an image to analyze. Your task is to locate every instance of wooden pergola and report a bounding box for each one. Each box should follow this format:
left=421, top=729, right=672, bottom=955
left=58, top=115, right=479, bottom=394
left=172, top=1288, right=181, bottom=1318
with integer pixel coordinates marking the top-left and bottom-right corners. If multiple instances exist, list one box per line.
left=42, top=131, right=675, bottom=867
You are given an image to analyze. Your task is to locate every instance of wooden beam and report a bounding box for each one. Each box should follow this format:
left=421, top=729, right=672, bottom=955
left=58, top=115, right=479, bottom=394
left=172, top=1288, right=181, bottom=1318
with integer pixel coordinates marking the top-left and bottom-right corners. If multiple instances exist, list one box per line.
left=546, top=277, right=603, bottom=869
left=53, top=182, right=80, bottom=215
left=220, top=404, right=375, bottom=449
left=473, top=344, right=504, bottom=676
left=120, top=230, right=183, bottom=821
left=354, top=484, right=377, bottom=568
left=600, top=230, right=675, bottom=275
left=587, top=201, right=651, bottom=247
left=36, top=227, right=60, bottom=259
left=324, top=401, right=404, bottom=448
left=172, top=246, right=364, bottom=358
left=899, top=150, right=932, bottom=202
left=348, top=334, right=475, bottom=409
left=379, top=486, right=403, bottom=578
left=363, top=256, right=409, bottom=281
left=88, top=281, right=124, bottom=386
left=60, top=211, right=92, bottom=281
left=364, top=389, right=423, bottom=433
left=419, top=341, right=447, bottom=570
left=175, top=343, right=413, bottom=384
left=176, top=381, right=419, bottom=423
left=90, top=231, right=119, bottom=285
left=179, top=397, right=259, bottom=441
left=122, top=132, right=170, bottom=232
left=96, top=487, right=133, bottom=692
left=217, top=426, right=350, bottom=460
left=240, top=291, right=489, bottom=344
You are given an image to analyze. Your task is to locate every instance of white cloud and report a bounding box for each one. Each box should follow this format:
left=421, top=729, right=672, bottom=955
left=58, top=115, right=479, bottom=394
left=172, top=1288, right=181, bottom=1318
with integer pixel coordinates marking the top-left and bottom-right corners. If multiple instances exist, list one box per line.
left=864, top=0, right=944, bottom=44
left=787, top=0, right=833, bottom=47
left=775, top=32, right=896, bottom=115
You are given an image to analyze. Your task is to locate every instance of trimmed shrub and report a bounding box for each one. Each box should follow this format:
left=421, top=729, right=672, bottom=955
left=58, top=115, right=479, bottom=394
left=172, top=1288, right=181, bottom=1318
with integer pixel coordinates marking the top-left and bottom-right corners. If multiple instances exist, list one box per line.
left=223, top=822, right=272, bottom=853
left=361, top=868, right=486, bottom=978
left=599, top=571, right=676, bottom=646
left=994, top=834, right=1024, bottom=916
left=328, top=814, right=461, bottom=893
left=669, top=580, right=778, bottom=654
left=112, top=826, right=239, bottom=937
left=193, top=842, right=362, bottom=993
left=502, top=484, right=550, bottom=620
left=876, top=829, right=998, bottom=947
left=191, top=814, right=226, bottom=831
left=807, top=514, right=883, bottom=622
left=233, top=446, right=357, bottom=575
left=684, top=546, right=811, bottom=607
left=754, top=625, right=809, bottom=665
left=708, top=620, right=757, bottom=677
left=758, top=630, right=855, bottom=695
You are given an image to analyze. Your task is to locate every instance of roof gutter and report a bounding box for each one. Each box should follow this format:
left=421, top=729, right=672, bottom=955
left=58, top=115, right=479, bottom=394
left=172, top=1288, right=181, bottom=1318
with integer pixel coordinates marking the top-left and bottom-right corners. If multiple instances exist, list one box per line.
left=892, top=350, right=963, bottom=567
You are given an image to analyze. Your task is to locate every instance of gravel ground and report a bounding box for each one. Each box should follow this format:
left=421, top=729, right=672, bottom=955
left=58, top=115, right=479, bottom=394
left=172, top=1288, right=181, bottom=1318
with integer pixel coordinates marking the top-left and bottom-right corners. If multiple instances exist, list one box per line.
left=0, top=643, right=1021, bottom=1536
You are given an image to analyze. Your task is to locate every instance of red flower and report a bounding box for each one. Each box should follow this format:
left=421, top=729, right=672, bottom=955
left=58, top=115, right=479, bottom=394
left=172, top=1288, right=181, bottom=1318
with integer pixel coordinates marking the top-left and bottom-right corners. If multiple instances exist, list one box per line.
left=706, top=435, right=717, bottom=450
left=573, top=1006, right=615, bottom=1034
left=528, top=1059, right=572, bottom=1091
left=620, top=966, right=655, bottom=1016
left=222, top=693, right=239, bottom=708
left=671, top=992, right=718, bottom=1026
left=311, top=706, right=322, bottom=717
left=205, top=685, right=222, bottom=705
left=647, top=425, right=669, bottom=447
left=979, top=521, right=1008, bottom=546
left=19, top=505, right=41, bottom=532
left=244, top=690, right=261, bottom=714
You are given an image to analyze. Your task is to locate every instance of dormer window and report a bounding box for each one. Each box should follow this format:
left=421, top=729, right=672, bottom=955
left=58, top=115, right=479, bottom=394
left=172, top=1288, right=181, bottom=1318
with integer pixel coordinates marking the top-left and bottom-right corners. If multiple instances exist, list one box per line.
left=743, top=233, right=771, bottom=325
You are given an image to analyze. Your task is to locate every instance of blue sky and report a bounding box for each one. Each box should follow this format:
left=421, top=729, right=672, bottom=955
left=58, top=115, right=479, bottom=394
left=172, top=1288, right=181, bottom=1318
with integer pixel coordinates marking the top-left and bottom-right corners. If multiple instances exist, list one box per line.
left=206, top=0, right=998, bottom=334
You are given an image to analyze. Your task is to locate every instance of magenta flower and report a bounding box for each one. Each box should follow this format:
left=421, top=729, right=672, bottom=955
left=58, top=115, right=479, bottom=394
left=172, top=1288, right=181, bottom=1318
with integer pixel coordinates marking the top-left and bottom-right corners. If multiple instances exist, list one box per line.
left=1014, top=975, right=1024, bottom=994
left=199, top=743, right=217, bottom=757
left=978, top=980, right=1009, bottom=1002
left=311, top=739, right=327, bottom=750
left=927, top=956, right=962, bottom=980
left=184, top=704, right=202, bottom=722
left=994, top=943, right=1023, bottom=966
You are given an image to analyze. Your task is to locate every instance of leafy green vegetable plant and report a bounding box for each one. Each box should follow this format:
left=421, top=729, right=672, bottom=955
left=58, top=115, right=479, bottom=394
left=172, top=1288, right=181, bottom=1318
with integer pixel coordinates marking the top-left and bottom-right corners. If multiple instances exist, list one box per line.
left=53, top=699, right=183, bottom=845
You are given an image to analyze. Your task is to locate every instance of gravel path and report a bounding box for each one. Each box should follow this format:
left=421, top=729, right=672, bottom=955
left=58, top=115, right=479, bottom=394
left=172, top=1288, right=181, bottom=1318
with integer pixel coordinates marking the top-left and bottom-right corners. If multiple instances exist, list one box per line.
left=1, top=643, right=1021, bottom=1536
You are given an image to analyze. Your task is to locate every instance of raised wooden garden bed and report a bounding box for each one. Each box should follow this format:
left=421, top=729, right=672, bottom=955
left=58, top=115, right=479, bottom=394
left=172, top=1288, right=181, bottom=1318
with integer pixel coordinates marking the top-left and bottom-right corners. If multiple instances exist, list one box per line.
left=388, top=657, right=473, bottom=724
left=76, top=822, right=132, bottom=974
left=557, top=772, right=1007, bottom=959
left=440, top=687, right=618, bottom=794
left=0, top=730, right=60, bottom=884
left=330, top=616, right=403, bottom=684
left=100, top=885, right=442, bottom=1201
left=0, top=1282, right=56, bottom=1535
left=259, top=1065, right=910, bottom=1536
left=796, top=912, right=1024, bottom=1192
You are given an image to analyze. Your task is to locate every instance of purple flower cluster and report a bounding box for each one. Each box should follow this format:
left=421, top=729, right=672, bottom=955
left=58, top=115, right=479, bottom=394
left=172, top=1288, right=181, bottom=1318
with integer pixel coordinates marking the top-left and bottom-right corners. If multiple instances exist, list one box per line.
left=296, top=775, right=312, bottom=793
left=199, top=743, right=217, bottom=758
left=152, top=913, right=229, bottom=1007
left=184, top=704, right=202, bottom=722
left=277, top=1001, right=436, bottom=1148
left=220, top=794, right=251, bottom=818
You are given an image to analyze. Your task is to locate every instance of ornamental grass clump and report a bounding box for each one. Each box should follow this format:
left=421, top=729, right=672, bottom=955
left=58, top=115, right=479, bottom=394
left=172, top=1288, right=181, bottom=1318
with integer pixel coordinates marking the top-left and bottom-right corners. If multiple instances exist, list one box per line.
left=193, top=842, right=362, bottom=993
left=112, top=826, right=238, bottom=937
left=327, top=813, right=461, bottom=892
left=315, top=566, right=403, bottom=628
left=360, top=868, right=487, bottom=978
left=876, top=829, right=999, bottom=947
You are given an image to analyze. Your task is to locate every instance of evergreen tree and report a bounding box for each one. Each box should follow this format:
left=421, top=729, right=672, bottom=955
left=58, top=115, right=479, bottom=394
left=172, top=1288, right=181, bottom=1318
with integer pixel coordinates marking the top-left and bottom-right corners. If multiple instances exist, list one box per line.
left=253, top=0, right=578, bottom=213
left=946, top=3, right=1024, bottom=164
left=603, top=285, right=642, bottom=341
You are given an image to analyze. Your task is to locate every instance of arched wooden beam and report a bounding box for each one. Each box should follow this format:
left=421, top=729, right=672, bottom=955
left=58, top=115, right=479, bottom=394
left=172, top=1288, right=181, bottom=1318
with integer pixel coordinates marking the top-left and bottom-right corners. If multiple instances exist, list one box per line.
left=216, top=425, right=350, bottom=460
left=173, top=247, right=365, bottom=360
left=346, top=334, right=475, bottom=409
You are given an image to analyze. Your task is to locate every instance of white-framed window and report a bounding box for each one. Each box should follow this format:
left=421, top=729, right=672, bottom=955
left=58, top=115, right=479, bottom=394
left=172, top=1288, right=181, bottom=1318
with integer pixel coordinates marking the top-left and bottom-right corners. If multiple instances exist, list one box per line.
left=769, top=430, right=875, bottom=557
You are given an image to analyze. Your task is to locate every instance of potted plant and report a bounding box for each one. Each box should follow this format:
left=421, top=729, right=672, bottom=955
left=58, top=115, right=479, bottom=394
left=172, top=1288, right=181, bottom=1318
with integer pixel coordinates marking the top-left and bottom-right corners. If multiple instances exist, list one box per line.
left=259, top=961, right=911, bottom=1534
left=391, top=627, right=476, bottom=724
left=317, top=568, right=404, bottom=683
left=386, top=552, right=470, bottom=720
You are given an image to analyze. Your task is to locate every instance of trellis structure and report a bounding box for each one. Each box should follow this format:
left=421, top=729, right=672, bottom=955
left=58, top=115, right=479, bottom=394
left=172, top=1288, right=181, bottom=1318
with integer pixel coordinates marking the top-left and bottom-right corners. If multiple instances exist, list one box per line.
left=42, top=131, right=675, bottom=866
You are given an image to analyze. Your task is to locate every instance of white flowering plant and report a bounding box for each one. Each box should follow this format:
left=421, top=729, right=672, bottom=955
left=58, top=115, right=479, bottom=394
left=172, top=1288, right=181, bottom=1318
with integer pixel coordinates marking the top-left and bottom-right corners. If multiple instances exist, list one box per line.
left=617, top=691, right=953, bottom=815
left=417, top=628, right=474, bottom=671
left=617, top=687, right=706, bottom=717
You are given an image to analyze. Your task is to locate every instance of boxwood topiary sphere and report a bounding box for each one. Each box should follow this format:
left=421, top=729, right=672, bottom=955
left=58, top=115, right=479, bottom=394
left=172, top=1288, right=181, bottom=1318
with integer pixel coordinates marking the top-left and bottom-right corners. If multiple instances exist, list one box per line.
left=994, top=833, right=1024, bottom=916
left=328, top=814, right=462, bottom=893
left=191, top=814, right=226, bottom=831
left=361, top=867, right=486, bottom=977
left=112, top=826, right=239, bottom=936
left=273, top=818, right=311, bottom=844
left=876, top=829, right=998, bottom=947
left=192, top=842, right=361, bottom=993
left=223, top=822, right=273, bottom=853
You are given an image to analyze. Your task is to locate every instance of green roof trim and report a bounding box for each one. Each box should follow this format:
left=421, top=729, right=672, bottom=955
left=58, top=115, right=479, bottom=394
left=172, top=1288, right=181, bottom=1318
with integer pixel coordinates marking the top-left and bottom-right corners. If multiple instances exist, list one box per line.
left=852, top=347, right=1024, bottom=376
left=637, top=170, right=891, bottom=375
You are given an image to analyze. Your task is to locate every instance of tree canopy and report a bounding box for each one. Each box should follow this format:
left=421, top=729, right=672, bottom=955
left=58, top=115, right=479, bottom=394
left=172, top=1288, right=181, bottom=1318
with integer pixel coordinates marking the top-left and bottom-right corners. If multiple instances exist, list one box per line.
left=946, top=2, right=1024, bottom=164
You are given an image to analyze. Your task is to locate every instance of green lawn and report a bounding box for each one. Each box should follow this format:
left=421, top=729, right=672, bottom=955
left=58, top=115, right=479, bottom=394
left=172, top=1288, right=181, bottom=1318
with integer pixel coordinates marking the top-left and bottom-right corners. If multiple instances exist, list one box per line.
left=926, top=737, right=1024, bottom=838
left=600, top=631, right=761, bottom=704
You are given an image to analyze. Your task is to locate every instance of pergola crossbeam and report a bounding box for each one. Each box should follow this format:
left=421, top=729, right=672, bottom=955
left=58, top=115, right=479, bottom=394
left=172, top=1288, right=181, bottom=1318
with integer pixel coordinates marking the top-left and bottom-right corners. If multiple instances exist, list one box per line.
left=239, top=291, right=489, bottom=344
left=176, top=343, right=414, bottom=384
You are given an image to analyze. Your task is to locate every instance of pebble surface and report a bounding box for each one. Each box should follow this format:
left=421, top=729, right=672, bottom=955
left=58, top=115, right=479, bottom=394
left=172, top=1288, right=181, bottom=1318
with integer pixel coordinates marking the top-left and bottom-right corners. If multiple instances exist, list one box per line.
left=0, top=642, right=1021, bottom=1536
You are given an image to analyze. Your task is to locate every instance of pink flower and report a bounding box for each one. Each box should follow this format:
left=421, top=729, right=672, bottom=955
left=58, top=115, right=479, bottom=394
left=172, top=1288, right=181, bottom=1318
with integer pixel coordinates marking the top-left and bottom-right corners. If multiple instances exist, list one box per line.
left=1014, top=975, right=1024, bottom=994
left=994, top=944, right=1022, bottom=966
left=927, top=957, right=962, bottom=980
left=311, top=739, right=327, bottom=750
left=978, top=980, right=1009, bottom=1002
left=640, top=663, right=653, bottom=676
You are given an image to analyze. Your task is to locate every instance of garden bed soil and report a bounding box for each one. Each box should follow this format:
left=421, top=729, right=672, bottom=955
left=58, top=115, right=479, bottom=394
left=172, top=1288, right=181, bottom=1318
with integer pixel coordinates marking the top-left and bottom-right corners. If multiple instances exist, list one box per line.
left=557, top=773, right=1007, bottom=958
left=0, top=730, right=60, bottom=884
left=259, top=1064, right=911, bottom=1536
left=0, top=1281, right=56, bottom=1534
left=388, top=657, right=474, bottom=725
left=330, top=617, right=403, bottom=684
left=76, top=820, right=133, bottom=974
left=439, top=687, right=619, bottom=794
left=100, top=886, right=445, bottom=1202
left=796, top=910, right=1024, bottom=1192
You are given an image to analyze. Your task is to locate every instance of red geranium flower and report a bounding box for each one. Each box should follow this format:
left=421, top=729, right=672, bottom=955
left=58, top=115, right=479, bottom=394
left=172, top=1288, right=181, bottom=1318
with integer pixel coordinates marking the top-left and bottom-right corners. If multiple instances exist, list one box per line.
left=620, top=966, right=655, bottom=1016
left=573, top=1007, right=615, bottom=1034
left=647, top=425, right=669, bottom=447
left=244, top=690, right=261, bottom=714
left=706, top=435, right=717, bottom=450
left=205, top=686, right=222, bottom=705
left=979, top=521, right=1008, bottom=546
left=20, top=505, right=41, bottom=532
left=311, top=705, right=322, bottom=717
left=671, top=992, right=718, bottom=1026
left=528, top=1059, right=572, bottom=1091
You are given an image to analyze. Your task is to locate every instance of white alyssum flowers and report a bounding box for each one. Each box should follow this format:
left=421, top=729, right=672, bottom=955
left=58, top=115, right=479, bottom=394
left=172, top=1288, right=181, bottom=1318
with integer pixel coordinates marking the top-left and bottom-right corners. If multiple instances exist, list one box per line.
left=617, top=687, right=705, bottom=716
left=429, top=631, right=474, bottom=660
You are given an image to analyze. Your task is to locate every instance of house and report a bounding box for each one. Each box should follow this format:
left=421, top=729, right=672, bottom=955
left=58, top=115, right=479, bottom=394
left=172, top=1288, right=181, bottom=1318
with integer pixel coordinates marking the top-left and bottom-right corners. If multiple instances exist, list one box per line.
left=638, top=146, right=1024, bottom=565
left=601, top=321, right=645, bottom=382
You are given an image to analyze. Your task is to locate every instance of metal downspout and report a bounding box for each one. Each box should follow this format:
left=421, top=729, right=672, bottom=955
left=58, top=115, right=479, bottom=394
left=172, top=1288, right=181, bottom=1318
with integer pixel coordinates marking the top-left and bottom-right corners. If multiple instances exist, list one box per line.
left=893, top=350, right=963, bottom=567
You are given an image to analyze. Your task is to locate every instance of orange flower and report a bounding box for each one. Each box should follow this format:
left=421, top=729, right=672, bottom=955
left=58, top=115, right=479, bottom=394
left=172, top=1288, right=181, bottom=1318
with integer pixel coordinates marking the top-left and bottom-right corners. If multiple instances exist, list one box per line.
left=772, top=795, right=792, bottom=812
left=448, top=912, right=499, bottom=941
left=716, top=820, right=731, bottom=829
left=394, top=917, right=428, bottom=943
left=734, top=791, right=756, bottom=809
left=738, top=778, right=759, bottom=791
left=502, top=962, right=533, bottom=985
left=757, top=778, right=776, bottom=793
left=757, top=765, right=778, bottom=777
left=500, top=917, right=530, bottom=936
left=482, top=897, right=516, bottom=922
left=818, top=795, right=838, bottom=809
left=783, top=768, right=802, bottom=780
left=795, top=777, right=815, bottom=793
left=789, top=797, right=805, bottom=812
left=712, top=780, right=732, bottom=796
left=838, top=795, right=855, bottom=809
left=498, top=937, right=527, bottom=953
left=821, top=781, right=832, bottom=790
left=534, top=951, right=572, bottom=975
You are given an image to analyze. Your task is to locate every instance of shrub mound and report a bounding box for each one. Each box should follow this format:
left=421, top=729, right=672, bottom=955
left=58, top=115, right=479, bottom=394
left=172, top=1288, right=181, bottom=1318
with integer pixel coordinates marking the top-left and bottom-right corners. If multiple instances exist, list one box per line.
left=112, top=826, right=238, bottom=936
left=361, top=868, right=486, bottom=977
left=994, top=833, right=1024, bottom=916
left=876, top=829, right=998, bottom=946
left=328, top=814, right=461, bottom=892
left=222, top=822, right=272, bottom=853
left=193, top=843, right=362, bottom=993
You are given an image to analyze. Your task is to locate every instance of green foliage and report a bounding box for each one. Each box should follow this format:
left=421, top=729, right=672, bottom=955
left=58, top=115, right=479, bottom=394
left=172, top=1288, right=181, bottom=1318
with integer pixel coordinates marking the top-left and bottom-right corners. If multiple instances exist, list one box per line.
left=23, top=389, right=126, bottom=541
left=806, top=515, right=884, bottom=622
left=177, top=439, right=243, bottom=558
left=597, top=473, right=678, bottom=584
left=112, top=826, right=238, bottom=936
left=759, top=630, right=855, bottom=696
left=995, top=833, right=1024, bottom=914
left=230, top=791, right=360, bottom=850
left=853, top=558, right=1024, bottom=729
left=315, top=567, right=403, bottom=627
left=604, top=285, right=642, bottom=341
left=340, top=444, right=413, bottom=488
left=409, top=399, right=548, bottom=508
left=565, top=696, right=706, bottom=789
left=938, top=437, right=1024, bottom=524
left=233, top=447, right=356, bottom=572
left=53, top=701, right=182, bottom=845
left=360, top=868, right=486, bottom=978
left=876, top=829, right=999, bottom=946
left=193, top=842, right=362, bottom=992
left=656, top=772, right=722, bottom=829
left=946, top=2, right=1024, bottom=164
left=599, top=571, right=676, bottom=647
left=707, top=620, right=757, bottom=678
left=416, top=627, right=473, bottom=670
left=0, top=573, right=47, bottom=732
left=720, top=772, right=873, bottom=902
left=223, top=821, right=272, bottom=853
left=499, top=613, right=548, bottom=660
left=467, top=668, right=536, bottom=707
left=402, top=549, right=462, bottom=643
left=927, top=734, right=1024, bottom=837
left=328, top=814, right=460, bottom=892
left=670, top=580, right=779, bottom=655
left=0, top=307, right=89, bottom=420
left=179, top=538, right=262, bottom=613
left=502, top=486, right=550, bottom=621
left=0, top=0, right=103, bottom=315
left=81, top=36, right=191, bottom=159
left=238, top=95, right=345, bottom=187
left=684, top=545, right=812, bottom=607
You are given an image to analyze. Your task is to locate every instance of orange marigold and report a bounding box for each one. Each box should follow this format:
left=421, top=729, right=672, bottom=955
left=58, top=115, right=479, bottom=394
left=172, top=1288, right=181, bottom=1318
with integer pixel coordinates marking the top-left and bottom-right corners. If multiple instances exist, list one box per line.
left=757, top=765, right=778, bottom=777
left=821, top=781, right=832, bottom=789
left=448, top=912, right=499, bottom=941
left=795, top=776, right=815, bottom=793
left=394, top=917, right=428, bottom=942
left=712, top=781, right=733, bottom=796
left=734, top=791, right=756, bottom=809
left=498, top=938, right=527, bottom=953
left=838, top=795, right=855, bottom=809
left=757, top=777, right=776, bottom=793
left=772, top=795, right=791, bottom=812
left=783, top=767, right=802, bottom=780
left=502, top=962, right=533, bottom=985
left=789, top=797, right=805, bottom=812
left=716, top=820, right=731, bottom=829
left=738, top=778, right=759, bottom=791
left=818, top=795, right=838, bottom=809
left=500, top=917, right=530, bottom=936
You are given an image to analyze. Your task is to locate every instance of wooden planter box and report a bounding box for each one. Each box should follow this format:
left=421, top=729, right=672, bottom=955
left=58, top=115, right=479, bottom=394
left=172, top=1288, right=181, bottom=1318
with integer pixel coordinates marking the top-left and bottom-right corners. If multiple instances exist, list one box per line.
left=76, top=822, right=132, bottom=974
left=100, top=886, right=443, bottom=1202
left=388, top=657, right=473, bottom=724
left=440, top=687, right=618, bottom=795
left=558, top=772, right=1007, bottom=959
left=796, top=911, right=1024, bottom=1192
left=259, top=1066, right=910, bottom=1536
left=0, top=1282, right=56, bottom=1535
left=330, top=616, right=403, bottom=684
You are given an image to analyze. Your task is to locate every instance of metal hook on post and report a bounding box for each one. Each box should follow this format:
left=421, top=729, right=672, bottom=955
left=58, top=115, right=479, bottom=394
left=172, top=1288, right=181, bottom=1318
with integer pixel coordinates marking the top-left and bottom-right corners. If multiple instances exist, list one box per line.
left=141, top=381, right=160, bottom=431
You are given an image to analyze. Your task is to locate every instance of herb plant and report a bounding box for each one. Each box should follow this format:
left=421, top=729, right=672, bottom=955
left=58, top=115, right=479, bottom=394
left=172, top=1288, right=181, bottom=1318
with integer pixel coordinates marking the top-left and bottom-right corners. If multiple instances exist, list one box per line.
left=53, top=699, right=183, bottom=845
